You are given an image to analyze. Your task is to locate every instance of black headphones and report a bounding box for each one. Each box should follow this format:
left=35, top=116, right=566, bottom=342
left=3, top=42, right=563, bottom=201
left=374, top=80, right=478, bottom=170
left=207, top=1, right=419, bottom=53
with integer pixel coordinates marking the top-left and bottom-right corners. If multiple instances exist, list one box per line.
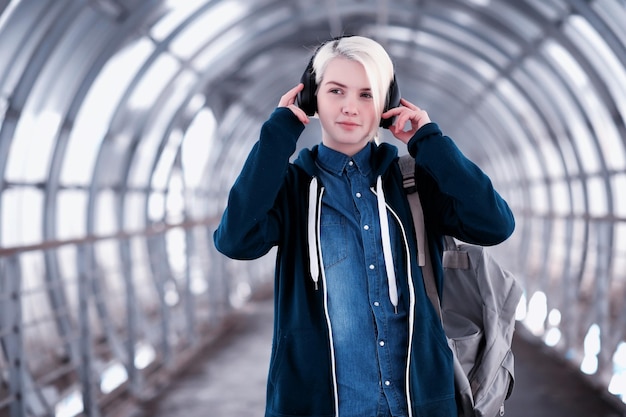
left=296, top=37, right=401, bottom=129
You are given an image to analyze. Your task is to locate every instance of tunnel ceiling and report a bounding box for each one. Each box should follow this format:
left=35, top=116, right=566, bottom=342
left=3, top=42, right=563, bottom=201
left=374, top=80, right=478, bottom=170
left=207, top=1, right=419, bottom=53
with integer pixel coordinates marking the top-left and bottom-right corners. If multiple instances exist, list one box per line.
left=0, top=3, right=625, bottom=259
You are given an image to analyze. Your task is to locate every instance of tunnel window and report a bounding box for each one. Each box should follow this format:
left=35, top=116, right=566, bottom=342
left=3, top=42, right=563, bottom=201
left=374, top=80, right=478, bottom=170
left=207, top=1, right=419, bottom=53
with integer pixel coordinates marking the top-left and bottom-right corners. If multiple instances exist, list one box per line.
left=571, top=217, right=588, bottom=266
left=129, top=237, right=161, bottom=308
left=579, top=226, right=602, bottom=297
left=423, top=16, right=510, bottom=70
left=152, top=0, right=207, bottom=41
left=519, top=141, right=544, bottom=182
left=422, top=33, right=500, bottom=82
left=61, top=38, right=154, bottom=186
left=592, top=0, right=626, bottom=48
left=93, top=239, right=123, bottom=311
left=551, top=179, right=571, bottom=215
left=182, top=105, right=215, bottom=190
left=572, top=9, right=626, bottom=117
left=57, top=190, right=88, bottom=240
left=5, top=110, right=60, bottom=183
left=548, top=218, right=568, bottom=278
left=130, top=70, right=197, bottom=201
left=525, top=0, right=569, bottom=21
left=94, top=190, right=117, bottom=235
left=124, top=192, right=147, bottom=230
left=148, top=191, right=165, bottom=221
left=587, top=175, right=609, bottom=218
left=614, top=223, right=626, bottom=283
left=192, top=25, right=246, bottom=71
left=486, top=1, right=543, bottom=42
left=523, top=57, right=584, bottom=176
left=19, top=252, right=46, bottom=318
left=152, top=129, right=183, bottom=191
left=564, top=15, right=626, bottom=171
left=168, top=1, right=247, bottom=60
left=127, top=54, right=179, bottom=112
left=165, top=168, right=184, bottom=224
left=0, top=0, right=19, bottom=32
left=166, top=227, right=186, bottom=283
left=529, top=182, right=549, bottom=215
left=613, top=174, right=626, bottom=218
left=538, top=140, right=565, bottom=179
left=2, top=187, right=43, bottom=246
left=542, top=41, right=603, bottom=175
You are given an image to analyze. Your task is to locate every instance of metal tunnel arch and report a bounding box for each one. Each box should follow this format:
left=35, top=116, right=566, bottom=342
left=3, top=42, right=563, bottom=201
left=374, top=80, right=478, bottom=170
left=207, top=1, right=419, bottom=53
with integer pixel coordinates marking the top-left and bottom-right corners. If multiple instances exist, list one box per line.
left=0, top=0, right=625, bottom=415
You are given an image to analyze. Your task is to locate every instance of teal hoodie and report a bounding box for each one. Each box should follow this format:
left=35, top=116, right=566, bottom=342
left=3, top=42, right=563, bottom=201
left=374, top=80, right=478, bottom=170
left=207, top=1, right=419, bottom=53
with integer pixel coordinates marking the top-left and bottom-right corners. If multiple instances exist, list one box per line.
left=214, top=107, right=514, bottom=417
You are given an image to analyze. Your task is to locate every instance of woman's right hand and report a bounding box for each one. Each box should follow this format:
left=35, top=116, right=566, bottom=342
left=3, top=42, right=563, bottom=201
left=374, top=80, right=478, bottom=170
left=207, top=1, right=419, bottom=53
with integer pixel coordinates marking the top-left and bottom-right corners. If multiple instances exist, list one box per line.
left=278, top=83, right=310, bottom=125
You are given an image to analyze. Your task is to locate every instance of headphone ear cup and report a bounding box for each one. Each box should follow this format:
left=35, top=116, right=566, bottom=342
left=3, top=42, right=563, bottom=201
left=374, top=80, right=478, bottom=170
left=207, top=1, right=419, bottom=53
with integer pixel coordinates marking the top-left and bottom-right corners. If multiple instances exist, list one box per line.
left=380, top=75, right=401, bottom=129
left=297, top=61, right=317, bottom=116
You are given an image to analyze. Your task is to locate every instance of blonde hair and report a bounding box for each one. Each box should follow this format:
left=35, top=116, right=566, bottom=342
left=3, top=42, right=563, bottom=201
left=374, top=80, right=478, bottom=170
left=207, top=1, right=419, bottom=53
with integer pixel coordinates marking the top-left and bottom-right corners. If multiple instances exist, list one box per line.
left=312, top=36, right=395, bottom=121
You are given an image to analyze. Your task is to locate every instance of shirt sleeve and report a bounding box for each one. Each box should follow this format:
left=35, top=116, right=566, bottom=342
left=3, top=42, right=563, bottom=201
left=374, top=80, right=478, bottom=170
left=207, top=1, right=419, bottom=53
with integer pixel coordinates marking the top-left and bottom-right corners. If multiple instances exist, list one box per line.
left=213, top=107, right=305, bottom=259
left=407, top=123, right=515, bottom=246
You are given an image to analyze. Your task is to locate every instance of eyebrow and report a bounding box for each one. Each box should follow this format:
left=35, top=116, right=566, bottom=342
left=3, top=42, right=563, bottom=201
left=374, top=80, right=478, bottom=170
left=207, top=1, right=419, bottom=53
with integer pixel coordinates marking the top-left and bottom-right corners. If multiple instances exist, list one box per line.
left=324, top=80, right=372, bottom=91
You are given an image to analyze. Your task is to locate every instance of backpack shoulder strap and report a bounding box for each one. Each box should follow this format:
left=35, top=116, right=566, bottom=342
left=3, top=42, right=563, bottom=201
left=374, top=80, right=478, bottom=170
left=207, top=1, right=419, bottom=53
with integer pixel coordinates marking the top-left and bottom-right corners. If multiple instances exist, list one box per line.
left=398, top=155, right=426, bottom=266
left=442, top=235, right=470, bottom=269
left=398, top=154, right=442, bottom=320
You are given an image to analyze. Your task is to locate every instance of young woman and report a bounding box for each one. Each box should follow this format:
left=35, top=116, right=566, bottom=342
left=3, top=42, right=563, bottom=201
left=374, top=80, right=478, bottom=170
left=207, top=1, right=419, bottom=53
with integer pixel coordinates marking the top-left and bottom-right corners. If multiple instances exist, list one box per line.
left=214, top=36, right=515, bottom=417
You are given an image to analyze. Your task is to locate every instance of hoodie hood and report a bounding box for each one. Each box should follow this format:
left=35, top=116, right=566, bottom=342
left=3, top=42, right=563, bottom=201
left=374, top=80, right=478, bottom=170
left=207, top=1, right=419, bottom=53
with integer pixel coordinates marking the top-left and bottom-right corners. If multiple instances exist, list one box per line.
left=294, top=141, right=399, bottom=180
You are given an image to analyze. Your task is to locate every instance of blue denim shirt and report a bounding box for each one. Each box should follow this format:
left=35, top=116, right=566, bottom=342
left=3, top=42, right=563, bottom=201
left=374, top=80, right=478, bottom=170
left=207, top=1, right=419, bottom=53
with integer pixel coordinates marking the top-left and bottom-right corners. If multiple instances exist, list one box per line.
left=316, top=143, right=409, bottom=417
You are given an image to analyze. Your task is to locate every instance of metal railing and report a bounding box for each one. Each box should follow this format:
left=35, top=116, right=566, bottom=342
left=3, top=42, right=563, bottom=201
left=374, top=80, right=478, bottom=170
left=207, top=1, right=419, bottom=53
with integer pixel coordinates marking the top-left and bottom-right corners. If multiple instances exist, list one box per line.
left=0, top=218, right=273, bottom=417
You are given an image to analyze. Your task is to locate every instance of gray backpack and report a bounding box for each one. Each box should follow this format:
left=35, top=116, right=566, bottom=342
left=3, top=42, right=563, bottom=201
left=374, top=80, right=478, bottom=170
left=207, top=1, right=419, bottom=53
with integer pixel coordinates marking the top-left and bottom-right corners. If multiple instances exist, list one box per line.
left=399, top=155, right=522, bottom=417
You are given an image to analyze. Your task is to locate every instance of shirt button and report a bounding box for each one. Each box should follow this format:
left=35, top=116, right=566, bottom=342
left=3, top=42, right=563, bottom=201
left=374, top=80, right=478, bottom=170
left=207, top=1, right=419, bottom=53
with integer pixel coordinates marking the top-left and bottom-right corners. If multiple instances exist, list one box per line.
left=374, top=301, right=380, bottom=307
left=363, top=225, right=369, bottom=230
left=369, top=264, right=375, bottom=270
left=355, top=192, right=362, bottom=198
left=384, top=380, right=391, bottom=386
left=379, top=340, right=385, bottom=347
left=348, top=161, right=354, bottom=166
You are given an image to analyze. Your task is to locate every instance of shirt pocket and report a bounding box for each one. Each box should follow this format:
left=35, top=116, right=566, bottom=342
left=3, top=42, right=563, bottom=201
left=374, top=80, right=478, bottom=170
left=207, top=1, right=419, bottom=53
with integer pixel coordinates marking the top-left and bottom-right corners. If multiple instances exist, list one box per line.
left=320, top=211, right=348, bottom=269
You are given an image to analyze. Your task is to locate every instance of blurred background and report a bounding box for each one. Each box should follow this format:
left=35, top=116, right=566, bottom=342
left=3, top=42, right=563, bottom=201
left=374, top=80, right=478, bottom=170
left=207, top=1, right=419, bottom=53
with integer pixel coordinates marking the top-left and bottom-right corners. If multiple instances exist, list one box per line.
left=0, top=0, right=625, bottom=415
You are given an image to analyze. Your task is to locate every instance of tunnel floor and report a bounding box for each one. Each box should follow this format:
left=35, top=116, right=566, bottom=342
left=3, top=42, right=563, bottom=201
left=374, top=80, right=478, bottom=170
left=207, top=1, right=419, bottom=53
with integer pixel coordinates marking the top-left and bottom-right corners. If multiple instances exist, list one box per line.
left=136, top=295, right=626, bottom=417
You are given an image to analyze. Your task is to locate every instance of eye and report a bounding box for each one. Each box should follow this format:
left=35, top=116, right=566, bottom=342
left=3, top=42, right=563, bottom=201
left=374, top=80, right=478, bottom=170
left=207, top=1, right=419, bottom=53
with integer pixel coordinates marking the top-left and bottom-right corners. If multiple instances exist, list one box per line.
left=329, top=88, right=343, bottom=95
left=361, top=92, right=373, bottom=99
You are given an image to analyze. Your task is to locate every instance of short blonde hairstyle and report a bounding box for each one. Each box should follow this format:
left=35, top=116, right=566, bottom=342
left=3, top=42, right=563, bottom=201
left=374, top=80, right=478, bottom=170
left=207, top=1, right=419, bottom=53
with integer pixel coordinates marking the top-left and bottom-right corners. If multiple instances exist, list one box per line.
left=312, top=36, right=395, bottom=121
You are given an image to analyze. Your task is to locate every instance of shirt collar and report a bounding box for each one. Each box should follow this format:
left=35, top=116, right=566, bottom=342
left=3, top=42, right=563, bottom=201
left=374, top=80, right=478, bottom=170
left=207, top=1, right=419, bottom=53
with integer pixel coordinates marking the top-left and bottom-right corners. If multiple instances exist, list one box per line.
left=317, top=143, right=373, bottom=177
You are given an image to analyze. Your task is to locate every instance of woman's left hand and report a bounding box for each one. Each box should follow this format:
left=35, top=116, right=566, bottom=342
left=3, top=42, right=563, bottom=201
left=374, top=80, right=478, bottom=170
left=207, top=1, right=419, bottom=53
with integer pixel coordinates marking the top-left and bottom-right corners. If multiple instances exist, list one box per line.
left=382, top=98, right=431, bottom=144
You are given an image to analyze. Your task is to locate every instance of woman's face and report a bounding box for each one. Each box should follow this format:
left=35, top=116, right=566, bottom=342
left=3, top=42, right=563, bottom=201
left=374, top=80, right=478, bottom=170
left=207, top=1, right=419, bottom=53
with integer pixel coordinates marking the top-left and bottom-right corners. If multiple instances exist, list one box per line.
left=316, top=57, right=379, bottom=156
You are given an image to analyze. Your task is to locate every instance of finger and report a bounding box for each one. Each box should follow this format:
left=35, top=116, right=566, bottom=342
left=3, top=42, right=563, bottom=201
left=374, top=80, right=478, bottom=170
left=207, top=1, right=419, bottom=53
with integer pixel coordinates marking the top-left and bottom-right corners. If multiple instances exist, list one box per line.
left=289, top=83, right=304, bottom=95
left=400, top=98, right=419, bottom=111
left=381, top=106, right=403, bottom=119
left=278, top=83, right=305, bottom=107
left=394, top=116, right=407, bottom=135
left=415, top=109, right=431, bottom=126
left=288, top=105, right=310, bottom=124
left=396, top=111, right=412, bottom=130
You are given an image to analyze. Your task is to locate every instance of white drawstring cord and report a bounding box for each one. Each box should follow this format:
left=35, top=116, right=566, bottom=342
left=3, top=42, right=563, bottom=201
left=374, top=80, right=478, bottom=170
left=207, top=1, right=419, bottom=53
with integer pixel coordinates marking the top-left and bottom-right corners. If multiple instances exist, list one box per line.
left=308, top=177, right=320, bottom=289
left=376, top=176, right=399, bottom=312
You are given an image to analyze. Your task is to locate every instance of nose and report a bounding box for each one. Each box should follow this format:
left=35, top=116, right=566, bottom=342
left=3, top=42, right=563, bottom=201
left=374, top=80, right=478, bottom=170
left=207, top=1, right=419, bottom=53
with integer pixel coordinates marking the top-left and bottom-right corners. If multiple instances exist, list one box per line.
left=342, top=95, right=358, bottom=115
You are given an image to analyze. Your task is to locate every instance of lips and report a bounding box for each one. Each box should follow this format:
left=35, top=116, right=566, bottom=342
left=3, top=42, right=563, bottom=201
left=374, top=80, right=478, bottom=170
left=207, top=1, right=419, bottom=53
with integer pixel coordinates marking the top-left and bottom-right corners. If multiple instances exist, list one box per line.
left=337, top=121, right=360, bottom=128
